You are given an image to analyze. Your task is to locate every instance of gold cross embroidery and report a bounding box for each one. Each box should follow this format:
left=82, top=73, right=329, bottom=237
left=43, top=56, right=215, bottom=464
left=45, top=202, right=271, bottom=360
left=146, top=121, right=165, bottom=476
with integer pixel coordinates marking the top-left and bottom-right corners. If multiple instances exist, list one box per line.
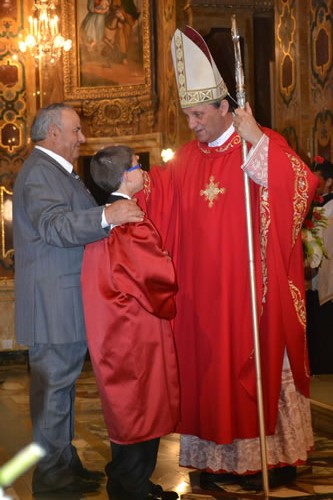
left=200, top=176, right=225, bottom=208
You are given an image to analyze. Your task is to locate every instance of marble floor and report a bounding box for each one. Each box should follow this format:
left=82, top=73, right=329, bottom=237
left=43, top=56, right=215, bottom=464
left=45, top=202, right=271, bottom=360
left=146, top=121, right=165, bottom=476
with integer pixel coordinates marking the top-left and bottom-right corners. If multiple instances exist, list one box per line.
left=1, top=353, right=333, bottom=500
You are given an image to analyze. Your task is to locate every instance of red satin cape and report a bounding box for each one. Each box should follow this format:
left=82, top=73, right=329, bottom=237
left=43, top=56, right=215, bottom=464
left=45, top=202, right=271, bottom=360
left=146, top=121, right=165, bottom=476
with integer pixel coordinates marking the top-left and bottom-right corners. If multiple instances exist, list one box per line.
left=81, top=218, right=180, bottom=444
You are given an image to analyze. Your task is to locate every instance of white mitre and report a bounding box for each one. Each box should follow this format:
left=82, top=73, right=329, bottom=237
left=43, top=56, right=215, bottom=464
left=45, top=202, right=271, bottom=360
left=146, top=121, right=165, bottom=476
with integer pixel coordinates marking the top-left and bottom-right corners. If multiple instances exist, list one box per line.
left=171, top=26, right=229, bottom=108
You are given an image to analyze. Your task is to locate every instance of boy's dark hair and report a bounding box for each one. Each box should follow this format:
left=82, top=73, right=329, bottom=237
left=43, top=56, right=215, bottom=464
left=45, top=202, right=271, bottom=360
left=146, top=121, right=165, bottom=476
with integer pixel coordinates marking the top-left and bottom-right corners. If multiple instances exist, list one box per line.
left=90, top=145, right=133, bottom=192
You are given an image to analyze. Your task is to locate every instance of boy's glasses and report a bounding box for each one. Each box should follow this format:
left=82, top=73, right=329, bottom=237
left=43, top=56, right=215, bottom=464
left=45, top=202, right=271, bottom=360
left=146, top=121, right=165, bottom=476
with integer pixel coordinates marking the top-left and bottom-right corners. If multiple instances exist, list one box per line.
left=120, top=164, right=142, bottom=183
left=127, top=164, right=142, bottom=172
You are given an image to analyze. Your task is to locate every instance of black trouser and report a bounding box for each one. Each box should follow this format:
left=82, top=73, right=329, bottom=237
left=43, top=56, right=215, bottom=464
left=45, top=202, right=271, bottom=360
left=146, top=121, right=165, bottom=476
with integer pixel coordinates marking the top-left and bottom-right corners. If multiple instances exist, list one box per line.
left=306, top=291, right=333, bottom=374
left=106, top=438, right=160, bottom=499
left=316, top=300, right=333, bottom=373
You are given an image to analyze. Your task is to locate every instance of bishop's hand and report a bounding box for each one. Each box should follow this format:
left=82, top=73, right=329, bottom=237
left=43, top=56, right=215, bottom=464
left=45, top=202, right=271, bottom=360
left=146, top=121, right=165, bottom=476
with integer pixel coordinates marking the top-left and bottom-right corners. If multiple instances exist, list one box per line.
left=233, top=102, right=263, bottom=147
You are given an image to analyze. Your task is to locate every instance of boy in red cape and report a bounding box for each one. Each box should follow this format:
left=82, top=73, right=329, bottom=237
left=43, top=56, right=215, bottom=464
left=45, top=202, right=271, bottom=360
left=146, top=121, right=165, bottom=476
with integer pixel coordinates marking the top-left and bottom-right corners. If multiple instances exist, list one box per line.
left=81, top=145, right=179, bottom=500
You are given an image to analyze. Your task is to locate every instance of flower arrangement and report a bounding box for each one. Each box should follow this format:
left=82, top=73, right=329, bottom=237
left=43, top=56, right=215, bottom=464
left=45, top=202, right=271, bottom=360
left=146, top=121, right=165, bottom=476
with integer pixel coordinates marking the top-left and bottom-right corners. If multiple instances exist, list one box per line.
left=302, top=194, right=327, bottom=268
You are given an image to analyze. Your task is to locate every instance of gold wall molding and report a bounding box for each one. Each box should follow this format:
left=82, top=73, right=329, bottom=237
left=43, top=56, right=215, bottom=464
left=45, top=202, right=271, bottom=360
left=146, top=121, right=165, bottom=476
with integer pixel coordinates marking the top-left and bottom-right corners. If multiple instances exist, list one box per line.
left=190, top=0, right=273, bottom=9
left=277, top=0, right=296, bottom=105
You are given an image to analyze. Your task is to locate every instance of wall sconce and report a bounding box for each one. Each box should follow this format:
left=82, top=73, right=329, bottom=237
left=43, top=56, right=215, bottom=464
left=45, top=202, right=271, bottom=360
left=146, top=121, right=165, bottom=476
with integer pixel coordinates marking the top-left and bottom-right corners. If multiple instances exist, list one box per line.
left=161, top=148, right=175, bottom=163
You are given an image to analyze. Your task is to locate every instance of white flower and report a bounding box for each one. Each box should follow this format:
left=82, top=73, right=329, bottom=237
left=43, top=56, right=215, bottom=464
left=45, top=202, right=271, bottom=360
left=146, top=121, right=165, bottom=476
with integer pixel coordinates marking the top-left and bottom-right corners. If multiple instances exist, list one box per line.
left=302, top=205, right=327, bottom=268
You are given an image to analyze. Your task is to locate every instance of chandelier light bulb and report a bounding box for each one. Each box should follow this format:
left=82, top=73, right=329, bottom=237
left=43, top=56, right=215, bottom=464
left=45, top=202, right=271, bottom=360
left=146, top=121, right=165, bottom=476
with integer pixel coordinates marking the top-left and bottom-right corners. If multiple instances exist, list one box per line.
left=53, top=34, right=64, bottom=48
left=63, top=39, right=72, bottom=52
left=18, top=41, right=27, bottom=52
left=25, top=34, right=37, bottom=48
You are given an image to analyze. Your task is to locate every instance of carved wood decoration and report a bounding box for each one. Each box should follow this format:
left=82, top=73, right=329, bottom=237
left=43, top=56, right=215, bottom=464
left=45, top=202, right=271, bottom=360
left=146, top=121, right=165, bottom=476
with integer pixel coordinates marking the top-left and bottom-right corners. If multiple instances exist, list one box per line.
left=81, top=96, right=153, bottom=138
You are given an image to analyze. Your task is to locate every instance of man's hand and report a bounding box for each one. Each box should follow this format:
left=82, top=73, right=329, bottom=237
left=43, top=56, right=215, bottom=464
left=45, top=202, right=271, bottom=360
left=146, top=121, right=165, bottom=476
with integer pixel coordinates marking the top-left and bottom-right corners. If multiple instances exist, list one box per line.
left=105, top=199, right=144, bottom=225
left=233, top=102, right=263, bottom=146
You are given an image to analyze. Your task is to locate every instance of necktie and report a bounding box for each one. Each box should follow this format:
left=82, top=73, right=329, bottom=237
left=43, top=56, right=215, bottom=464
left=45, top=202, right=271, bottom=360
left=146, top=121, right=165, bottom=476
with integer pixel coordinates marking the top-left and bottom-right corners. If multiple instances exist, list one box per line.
left=71, top=170, right=80, bottom=180
left=71, top=170, right=91, bottom=194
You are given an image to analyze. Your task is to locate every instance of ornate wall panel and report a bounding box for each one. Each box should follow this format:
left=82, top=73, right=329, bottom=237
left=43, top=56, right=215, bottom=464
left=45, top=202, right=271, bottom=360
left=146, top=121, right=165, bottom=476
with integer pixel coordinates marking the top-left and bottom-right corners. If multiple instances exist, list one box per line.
left=0, top=0, right=35, bottom=276
left=276, top=0, right=296, bottom=105
left=274, top=0, right=311, bottom=162
left=310, top=0, right=333, bottom=160
left=0, top=0, right=31, bottom=193
left=310, top=1, right=332, bottom=91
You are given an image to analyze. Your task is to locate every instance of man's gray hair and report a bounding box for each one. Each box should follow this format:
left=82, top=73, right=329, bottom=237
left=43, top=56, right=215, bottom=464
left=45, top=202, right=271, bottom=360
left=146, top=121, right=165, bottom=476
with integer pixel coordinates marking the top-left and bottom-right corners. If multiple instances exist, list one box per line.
left=30, top=103, right=74, bottom=142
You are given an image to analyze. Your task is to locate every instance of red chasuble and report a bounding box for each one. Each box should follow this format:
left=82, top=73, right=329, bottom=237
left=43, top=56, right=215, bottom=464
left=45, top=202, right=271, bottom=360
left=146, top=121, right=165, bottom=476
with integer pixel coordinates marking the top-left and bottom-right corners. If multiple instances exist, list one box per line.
left=81, top=218, right=180, bottom=444
left=137, top=129, right=318, bottom=445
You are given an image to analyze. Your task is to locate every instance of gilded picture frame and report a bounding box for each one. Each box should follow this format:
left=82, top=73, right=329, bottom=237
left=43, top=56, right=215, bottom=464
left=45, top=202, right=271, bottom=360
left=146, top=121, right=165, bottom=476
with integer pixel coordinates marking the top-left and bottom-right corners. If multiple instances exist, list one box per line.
left=62, top=0, right=152, bottom=100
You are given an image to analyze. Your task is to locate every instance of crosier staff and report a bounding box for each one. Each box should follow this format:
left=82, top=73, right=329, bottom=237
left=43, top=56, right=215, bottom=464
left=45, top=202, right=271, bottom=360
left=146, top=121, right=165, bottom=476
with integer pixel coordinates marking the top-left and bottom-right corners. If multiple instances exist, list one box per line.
left=231, top=14, right=270, bottom=497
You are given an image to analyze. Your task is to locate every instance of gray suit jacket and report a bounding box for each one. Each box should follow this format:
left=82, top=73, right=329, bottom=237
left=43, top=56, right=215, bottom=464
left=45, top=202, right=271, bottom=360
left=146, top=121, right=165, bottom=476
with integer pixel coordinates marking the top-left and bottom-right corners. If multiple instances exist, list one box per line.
left=13, top=148, right=107, bottom=346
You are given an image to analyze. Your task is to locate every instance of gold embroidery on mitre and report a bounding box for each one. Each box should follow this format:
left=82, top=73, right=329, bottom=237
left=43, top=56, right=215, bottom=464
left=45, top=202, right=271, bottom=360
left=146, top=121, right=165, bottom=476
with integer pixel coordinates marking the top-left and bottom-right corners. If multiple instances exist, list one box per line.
left=173, top=31, right=228, bottom=108
left=200, top=176, right=225, bottom=207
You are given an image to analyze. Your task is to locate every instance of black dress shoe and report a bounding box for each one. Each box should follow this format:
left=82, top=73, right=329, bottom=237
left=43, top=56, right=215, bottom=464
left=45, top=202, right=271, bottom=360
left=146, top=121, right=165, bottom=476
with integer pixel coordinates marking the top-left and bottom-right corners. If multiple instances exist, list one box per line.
left=146, top=482, right=178, bottom=499
left=107, top=480, right=178, bottom=500
left=107, top=478, right=123, bottom=497
left=33, top=476, right=101, bottom=495
left=200, top=471, right=238, bottom=490
left=70, top=460, right=105, bottom=481
left=74, top=466, right=105, bottom=481
left=238, top=466, right=297, bottom=491
left=149, top=482, right=163, bottom=493
left=147, top=491, right=178, bottom=499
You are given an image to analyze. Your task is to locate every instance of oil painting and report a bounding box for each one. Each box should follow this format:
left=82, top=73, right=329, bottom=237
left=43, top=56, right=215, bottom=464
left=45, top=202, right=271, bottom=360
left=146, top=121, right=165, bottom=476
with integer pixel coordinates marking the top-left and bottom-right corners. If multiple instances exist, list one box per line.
left=63, top=0, right=152, bottom=100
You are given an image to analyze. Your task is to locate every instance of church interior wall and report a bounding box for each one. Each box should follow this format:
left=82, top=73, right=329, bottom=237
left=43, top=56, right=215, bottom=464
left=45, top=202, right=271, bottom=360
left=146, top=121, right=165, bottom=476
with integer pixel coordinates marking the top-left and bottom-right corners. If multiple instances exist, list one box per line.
left=0, top=0, right=332, bottom=349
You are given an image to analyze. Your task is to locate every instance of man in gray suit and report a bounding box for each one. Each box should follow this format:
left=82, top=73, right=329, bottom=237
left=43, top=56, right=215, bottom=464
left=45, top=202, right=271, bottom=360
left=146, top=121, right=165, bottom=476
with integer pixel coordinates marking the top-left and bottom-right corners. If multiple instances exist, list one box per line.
left=13, top=103, right=144, bottom=496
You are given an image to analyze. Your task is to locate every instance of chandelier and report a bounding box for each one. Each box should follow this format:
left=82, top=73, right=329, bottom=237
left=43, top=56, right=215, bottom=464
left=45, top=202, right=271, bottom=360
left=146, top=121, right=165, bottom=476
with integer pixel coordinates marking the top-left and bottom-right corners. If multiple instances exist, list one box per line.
left=18, top=0, right=72, bottom=63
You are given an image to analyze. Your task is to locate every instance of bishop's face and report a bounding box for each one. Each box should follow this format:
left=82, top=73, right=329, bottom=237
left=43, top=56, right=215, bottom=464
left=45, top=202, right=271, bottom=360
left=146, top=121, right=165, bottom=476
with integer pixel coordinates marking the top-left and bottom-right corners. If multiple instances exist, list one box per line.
left=182, top=101, right=230, bottom=144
